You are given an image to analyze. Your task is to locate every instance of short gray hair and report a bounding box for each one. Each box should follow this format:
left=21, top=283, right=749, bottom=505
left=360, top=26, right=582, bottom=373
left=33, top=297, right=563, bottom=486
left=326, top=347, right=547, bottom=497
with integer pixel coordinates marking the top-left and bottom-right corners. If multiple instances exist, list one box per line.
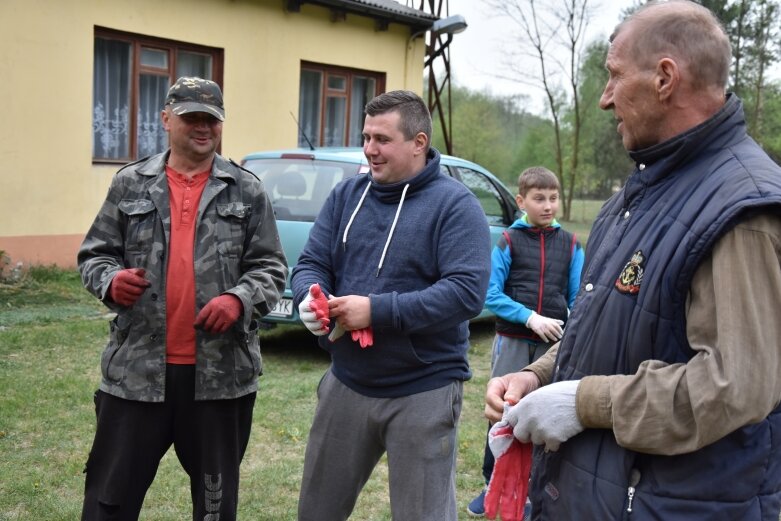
left=613, top=0, right=732, bottom=90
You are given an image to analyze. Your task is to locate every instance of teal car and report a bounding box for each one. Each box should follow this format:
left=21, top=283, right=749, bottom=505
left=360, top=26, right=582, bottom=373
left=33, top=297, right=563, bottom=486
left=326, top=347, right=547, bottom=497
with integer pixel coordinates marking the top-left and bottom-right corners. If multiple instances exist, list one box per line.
left=240, top=148, right=520, bottom=328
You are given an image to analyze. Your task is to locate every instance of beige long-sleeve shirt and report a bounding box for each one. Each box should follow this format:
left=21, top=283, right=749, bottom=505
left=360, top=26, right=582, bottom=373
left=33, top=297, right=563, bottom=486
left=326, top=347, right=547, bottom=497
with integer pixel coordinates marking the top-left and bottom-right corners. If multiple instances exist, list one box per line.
left=525, top=212, right=781, bottom=455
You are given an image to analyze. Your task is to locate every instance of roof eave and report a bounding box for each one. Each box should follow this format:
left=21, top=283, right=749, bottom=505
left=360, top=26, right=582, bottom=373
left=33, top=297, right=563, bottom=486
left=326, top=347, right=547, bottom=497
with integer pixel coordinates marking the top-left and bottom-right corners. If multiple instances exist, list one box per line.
left=286, top=0, right=436, bottom=33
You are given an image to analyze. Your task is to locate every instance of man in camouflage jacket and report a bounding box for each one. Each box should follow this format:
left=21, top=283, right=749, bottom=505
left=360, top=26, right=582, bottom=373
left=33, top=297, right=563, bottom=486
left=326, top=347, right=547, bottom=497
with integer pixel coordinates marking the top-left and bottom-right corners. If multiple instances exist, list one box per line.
left=78, top=152, right=286, bottom=401
left=77, top=77, right=287, bottom=521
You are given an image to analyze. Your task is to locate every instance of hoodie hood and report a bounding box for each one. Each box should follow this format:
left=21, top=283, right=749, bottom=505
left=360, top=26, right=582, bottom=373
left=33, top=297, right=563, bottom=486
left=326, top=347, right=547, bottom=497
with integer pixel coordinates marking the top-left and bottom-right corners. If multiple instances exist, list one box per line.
left=343, top=148, right=443, bottom=275
left=368, top=148, right=441, bottom=203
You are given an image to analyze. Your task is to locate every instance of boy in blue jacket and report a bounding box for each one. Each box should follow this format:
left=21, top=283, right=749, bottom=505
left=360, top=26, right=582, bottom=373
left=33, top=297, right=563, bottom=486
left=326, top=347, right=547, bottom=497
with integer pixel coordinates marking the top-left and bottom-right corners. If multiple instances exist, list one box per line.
left=468, top=166, right=583, bottom=517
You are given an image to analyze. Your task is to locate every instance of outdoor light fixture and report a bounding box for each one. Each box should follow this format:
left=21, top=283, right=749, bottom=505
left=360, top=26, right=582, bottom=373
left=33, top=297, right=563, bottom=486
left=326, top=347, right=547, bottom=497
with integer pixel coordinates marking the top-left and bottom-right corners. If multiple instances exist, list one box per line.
left=430, top=14, right=467, bottom=36
left=419, top=13, right=467, bottom=68
left=419, top=13, right=467, bottom=157
left=409, top=13, right=467, bottom=42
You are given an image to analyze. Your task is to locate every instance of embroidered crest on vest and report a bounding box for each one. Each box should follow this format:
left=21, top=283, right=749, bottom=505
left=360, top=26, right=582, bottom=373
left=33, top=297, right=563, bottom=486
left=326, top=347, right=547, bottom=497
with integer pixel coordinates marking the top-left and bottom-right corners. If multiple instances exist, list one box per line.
left=615, top=250, right=645, bottom=294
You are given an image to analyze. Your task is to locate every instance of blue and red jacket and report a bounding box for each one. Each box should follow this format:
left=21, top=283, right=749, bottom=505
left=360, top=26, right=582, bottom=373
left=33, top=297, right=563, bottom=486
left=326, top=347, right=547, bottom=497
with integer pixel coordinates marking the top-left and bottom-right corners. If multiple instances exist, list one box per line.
left=487, top=215, right=584, bottom=340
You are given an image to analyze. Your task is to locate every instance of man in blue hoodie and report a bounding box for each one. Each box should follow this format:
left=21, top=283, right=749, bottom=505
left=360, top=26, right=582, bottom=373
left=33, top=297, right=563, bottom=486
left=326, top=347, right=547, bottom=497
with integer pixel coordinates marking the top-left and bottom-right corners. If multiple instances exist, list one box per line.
left=292, top=90, right=491, bottom=521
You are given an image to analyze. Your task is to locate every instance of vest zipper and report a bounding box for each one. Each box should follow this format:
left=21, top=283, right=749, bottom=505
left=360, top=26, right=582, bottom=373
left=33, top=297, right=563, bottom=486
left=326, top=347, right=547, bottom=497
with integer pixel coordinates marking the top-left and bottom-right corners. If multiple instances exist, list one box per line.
left=537, top=230, right=545, bottom=312
left=626, top=469, right=641, bottom=515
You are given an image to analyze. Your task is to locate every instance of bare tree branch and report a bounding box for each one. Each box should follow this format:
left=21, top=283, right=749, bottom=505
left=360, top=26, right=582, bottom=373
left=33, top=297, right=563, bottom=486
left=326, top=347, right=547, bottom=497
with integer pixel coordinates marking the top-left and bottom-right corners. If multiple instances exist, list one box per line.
left=483, top=0, right=594, bottom=219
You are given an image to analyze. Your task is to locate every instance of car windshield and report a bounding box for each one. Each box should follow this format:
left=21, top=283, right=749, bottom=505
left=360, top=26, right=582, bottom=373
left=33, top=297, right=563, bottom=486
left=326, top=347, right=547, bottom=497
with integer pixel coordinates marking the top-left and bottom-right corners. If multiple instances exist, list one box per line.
left=243, top=158, right=363, bottom=221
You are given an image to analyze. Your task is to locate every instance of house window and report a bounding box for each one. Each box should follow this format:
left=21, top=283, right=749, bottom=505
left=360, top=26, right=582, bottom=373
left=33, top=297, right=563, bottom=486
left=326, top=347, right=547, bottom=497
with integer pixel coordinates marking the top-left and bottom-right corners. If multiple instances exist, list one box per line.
left=92, top=27, right=223, bottom=162
left=298, top=62, right=385, bottom=148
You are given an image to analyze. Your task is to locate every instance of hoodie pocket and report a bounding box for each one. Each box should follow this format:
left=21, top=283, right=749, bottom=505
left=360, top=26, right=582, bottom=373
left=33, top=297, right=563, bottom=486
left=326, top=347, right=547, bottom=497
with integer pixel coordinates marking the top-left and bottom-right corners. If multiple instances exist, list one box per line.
left=331, top=332, right=429, bottom=387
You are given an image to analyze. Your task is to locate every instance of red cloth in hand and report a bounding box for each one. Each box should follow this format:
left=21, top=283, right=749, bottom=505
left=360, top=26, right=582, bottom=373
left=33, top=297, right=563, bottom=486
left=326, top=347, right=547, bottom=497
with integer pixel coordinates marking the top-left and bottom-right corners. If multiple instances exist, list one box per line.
left=308, top=283, right=331, bottom=332
left=485, top=424, right=533, bottom=521
left=350, top=327, right=374, bottom=348
left=194, top=294, right=243, bottom=333
left=109, top=268, right=150, bottom=306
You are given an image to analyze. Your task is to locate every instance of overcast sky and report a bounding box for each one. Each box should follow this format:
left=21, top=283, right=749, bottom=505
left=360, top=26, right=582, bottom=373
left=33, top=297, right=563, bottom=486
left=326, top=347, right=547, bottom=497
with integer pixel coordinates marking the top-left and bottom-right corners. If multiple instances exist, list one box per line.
left=440, top=0, right=637, bottom=113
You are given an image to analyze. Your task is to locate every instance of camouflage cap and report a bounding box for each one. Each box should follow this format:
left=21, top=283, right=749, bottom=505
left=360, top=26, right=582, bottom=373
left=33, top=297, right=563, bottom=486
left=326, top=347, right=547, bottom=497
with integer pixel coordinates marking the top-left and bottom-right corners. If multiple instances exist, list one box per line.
left=165, top=77, right=225, bottom=121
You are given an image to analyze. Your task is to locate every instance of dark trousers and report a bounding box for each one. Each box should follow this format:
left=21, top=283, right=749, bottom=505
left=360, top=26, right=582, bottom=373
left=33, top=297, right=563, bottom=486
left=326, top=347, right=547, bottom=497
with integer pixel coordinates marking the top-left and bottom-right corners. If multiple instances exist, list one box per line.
left=481, top=423, right=495, bottom=484
left=81, top=364, right=255, bottom=521
left=481, top=336, right=550, bottom=485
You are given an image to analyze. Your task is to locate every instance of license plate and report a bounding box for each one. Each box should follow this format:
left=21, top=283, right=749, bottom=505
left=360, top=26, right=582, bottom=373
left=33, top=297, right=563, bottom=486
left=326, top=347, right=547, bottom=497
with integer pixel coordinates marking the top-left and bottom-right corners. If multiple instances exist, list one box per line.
left=267, top=297, right=293, bottom=318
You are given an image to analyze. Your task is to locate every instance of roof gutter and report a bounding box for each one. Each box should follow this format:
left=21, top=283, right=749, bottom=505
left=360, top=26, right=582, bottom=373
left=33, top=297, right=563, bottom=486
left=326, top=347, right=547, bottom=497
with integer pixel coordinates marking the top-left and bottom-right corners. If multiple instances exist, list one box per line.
left=285, top=0, right=436, bottom=33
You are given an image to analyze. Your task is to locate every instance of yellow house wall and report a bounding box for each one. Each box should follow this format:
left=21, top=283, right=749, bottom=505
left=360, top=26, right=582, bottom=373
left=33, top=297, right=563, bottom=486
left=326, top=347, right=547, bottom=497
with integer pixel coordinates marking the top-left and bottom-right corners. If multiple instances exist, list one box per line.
left=0, top=0, right=426, bottom=268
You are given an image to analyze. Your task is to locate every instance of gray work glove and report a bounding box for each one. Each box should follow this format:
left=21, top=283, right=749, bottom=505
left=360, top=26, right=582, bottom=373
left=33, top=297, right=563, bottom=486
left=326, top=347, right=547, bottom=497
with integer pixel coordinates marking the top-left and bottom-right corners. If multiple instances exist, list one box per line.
left=506, top=379, right=583, bottom=452
left=525, top=312, right=564, bottom=342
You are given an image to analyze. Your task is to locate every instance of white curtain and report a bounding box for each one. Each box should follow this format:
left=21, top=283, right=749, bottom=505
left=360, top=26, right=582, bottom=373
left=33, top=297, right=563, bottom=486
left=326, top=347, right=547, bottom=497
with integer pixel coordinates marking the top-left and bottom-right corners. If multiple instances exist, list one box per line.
left=324, top=96, right=346, bottom=147
left=93, top=37, right=131, bottom=159
left=349, top=76, right=375, bottom=146
left=137, top=74, right=169, bottom=158
left=299, top=70, right=322, bottom=147
left=177, top=51, right=212, bottom=79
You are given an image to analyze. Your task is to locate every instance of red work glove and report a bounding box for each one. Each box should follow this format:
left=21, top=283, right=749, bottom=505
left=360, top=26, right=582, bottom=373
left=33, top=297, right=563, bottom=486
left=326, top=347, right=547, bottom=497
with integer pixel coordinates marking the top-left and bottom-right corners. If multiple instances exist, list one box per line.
left=351, top=327, right=374, bottom=348
left=485, top=406, right=533, bottom=521
left=194, top=294, right=243, bottom=333
left=109, top=268, right=150, bottom=306
left=328, top=324, right=374, bottom=348
left=308, top=284, right=330, bottom=327
left=299, top=283, right=330, bottom=335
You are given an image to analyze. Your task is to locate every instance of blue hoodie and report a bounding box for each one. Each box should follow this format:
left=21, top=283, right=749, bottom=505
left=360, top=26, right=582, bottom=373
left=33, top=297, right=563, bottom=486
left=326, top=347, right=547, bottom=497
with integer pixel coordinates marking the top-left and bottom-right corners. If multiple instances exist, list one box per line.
left=292, top=148, right=491, bottom=398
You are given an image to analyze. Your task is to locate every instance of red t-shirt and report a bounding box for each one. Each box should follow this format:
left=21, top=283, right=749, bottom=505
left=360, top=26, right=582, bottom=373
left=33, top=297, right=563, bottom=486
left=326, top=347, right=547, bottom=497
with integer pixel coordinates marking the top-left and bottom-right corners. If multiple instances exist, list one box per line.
left=165, top=165, right=210, bottom=365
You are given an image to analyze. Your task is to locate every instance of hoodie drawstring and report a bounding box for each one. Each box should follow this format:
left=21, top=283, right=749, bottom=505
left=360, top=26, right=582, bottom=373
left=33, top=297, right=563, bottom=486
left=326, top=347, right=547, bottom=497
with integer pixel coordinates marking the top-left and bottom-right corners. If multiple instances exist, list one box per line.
left=341, top=180, right=410, bottom=277
left=342, top=181, right=371, bottom=250
left=377, top=183, right=409, bottom=276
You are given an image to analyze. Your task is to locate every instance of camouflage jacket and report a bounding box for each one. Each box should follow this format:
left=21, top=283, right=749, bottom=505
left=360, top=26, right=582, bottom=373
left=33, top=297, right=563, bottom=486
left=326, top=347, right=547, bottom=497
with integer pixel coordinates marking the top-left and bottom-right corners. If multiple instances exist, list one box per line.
left=78, top=151, right=287, bottom=402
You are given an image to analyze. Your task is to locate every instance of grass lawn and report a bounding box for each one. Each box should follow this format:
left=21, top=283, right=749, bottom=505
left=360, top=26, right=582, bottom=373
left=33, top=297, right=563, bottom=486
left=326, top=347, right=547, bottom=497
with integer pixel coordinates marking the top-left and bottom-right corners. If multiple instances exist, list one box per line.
left=0, top=268, right=497, bottom=520
left=560, top=198, right=605, bottom=245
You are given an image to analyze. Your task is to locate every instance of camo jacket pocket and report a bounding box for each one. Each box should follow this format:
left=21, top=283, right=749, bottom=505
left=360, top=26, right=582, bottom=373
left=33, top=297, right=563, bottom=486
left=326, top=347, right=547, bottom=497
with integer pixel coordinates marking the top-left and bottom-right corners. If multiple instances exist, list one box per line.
left=234, top=319, right=262, bottom=385
left=118, top=199, right=157, bottom=254
left=216, top=203, right=250, bottom=250
left=216, top=203, right=250, bottom=287
left=102, top=313, right=131, bottom=384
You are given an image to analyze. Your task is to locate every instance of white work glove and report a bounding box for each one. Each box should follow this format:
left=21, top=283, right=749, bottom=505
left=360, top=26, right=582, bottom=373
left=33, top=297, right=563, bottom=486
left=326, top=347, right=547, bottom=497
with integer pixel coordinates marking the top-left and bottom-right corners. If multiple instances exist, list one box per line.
left=506, top=380, right=583, bottom=452
left=298, top=284, right=329, bottom=336
left=328, top=322, right=345, bottom=342
left=525, top=312, right=564, bottom=342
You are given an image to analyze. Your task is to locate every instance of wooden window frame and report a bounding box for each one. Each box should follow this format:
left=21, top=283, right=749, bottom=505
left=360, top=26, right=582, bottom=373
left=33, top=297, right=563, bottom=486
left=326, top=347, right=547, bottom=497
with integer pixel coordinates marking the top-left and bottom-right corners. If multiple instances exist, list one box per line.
left=300, top=61, right=386, bottom=147
left=93, top=27, right=224, bottom=163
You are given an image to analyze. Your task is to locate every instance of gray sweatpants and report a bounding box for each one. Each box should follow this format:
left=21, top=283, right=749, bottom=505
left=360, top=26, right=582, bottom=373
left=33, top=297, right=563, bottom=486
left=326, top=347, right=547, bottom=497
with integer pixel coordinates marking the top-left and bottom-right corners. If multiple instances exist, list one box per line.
left=298, top=368, right=463, bottom=521
left=490, top=334, right=552, bottom=378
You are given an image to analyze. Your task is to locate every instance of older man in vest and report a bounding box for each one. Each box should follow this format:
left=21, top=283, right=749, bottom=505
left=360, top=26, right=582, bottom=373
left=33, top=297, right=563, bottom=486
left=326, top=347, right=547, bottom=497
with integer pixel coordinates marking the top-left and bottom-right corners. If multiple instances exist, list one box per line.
left=485, top=2, right=781, bottom=519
